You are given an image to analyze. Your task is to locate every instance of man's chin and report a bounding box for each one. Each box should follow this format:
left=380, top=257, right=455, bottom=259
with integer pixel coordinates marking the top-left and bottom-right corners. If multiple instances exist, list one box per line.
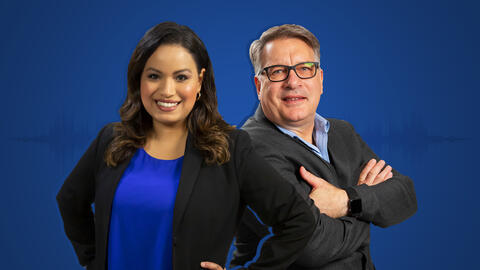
left=262, top=106, right=313, bottom=126
left=282, top=110, right=312, bottom=123
left=276, top=115, right=314, bottom=129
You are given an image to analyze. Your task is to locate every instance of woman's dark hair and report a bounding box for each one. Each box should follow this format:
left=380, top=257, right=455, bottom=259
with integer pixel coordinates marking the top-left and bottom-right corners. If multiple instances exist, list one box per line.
left=105, top=22, right=234, bottom=166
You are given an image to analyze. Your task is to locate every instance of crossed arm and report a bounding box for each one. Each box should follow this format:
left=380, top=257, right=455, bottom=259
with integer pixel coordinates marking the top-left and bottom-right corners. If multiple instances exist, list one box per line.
left=229, top=150, right=373, bottom=268
left=204, top=156, right=383, bottom=269
left=348, top=123, right=417, bottom=227
left=298, top=120, right=417, bottom=228
left=300, top=158, right=393, bottom=219
left=208, top=124, right=417, bottom=269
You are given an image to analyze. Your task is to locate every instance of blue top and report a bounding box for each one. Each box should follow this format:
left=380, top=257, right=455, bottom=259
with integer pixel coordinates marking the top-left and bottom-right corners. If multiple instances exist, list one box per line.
left=107, top=149, right=184, bottom=270
left=275, top=113, right=331, bottom=163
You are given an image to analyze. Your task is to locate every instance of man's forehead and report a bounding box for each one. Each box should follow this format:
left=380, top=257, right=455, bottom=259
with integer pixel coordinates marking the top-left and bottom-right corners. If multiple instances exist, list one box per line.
left=260, top=37, right=315, bottom=66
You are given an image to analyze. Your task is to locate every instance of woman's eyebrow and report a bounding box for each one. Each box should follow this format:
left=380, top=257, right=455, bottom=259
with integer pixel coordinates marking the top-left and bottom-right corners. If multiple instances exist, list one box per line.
left=173, top=69, right=192, bottom=74
left=145, top=67, right=162, bottom=73
left=144, top=67, right=191, bottom=74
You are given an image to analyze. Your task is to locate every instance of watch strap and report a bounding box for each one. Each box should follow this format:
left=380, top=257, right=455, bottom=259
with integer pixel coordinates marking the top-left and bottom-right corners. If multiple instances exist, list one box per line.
left=345, top=187, right=362, bottom=217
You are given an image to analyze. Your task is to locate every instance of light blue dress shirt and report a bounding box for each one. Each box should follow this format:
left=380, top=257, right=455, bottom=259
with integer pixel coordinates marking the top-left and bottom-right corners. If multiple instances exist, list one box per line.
left=275, top=113, right=330, bottom=163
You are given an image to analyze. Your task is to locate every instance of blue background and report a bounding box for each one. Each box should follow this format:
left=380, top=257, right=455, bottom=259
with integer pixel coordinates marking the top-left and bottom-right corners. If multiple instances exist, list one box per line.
left=1, top=0, right=479, bottom=269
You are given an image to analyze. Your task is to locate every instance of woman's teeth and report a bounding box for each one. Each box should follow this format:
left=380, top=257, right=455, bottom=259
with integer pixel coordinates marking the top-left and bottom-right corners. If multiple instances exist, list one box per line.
left=156, top=101, right=179, bottom=107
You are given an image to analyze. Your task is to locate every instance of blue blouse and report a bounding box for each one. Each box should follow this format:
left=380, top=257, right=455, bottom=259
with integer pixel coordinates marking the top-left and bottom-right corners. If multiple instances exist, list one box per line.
left=107, top=149, right=183, bottom=270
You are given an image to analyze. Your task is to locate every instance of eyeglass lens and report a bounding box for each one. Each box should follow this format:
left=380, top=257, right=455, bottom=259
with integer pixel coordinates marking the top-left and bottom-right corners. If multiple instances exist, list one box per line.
left=267, top=62, right=317, bottom=81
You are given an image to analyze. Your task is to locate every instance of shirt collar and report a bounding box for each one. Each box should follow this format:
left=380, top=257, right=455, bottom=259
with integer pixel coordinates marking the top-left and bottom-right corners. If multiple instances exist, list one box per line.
left=275, top=113, right=330, bottom=138
left=274, top=113, right=331, bottom=162
left=314, top=113, right=330, bottom=134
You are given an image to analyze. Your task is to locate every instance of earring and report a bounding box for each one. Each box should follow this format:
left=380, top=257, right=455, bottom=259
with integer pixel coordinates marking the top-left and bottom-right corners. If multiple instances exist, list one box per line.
left=196, top=92, right=202, bottom=100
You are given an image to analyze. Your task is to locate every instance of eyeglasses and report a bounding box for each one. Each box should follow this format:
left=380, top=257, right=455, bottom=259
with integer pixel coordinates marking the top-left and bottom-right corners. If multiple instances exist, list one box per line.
left=260, top=62, right=320, bottom=82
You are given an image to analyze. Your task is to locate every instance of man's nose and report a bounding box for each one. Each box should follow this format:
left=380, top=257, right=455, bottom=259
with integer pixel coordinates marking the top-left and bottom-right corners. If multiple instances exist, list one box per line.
left=283, top=68, right=302, bottom=89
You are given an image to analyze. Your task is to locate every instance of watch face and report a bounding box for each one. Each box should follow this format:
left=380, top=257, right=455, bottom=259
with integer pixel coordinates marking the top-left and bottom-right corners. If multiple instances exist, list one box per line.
left=350, top=198, right=362, bottom=215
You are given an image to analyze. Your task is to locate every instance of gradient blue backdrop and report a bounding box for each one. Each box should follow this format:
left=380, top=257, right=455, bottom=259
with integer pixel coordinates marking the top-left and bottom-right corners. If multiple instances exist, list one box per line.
left=1, top=0, right=479, bottom=269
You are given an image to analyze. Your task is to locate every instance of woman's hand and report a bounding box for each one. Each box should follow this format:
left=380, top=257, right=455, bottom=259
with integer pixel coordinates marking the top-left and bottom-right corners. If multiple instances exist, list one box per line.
left=200, top=261, right=226, bottom=270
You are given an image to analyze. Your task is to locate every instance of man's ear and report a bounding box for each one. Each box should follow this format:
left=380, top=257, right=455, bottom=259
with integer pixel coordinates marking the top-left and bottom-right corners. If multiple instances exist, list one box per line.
left=254, top=76, right=262, bottom=100
left=318, top=68, right=324, bottom=95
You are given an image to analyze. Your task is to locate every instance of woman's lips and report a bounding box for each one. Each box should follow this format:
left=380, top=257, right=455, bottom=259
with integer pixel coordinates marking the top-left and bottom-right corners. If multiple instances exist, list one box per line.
left=155, top=100, right=181, bottom=111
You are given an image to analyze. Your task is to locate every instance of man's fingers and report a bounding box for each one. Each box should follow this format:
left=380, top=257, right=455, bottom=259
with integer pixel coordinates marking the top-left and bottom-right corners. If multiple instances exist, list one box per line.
left=359, top=159, right=394, bottom=186
left=200, top=262, right=224, bottom=270
left=300, top=166, right=324, bottom=189
left=358, top=159, right=377, bottom=184
left=372, top=165, right=392, bottom=185
left=365, top=160, right=385, bottom=185
left=377, top=165, right=392, bottom=180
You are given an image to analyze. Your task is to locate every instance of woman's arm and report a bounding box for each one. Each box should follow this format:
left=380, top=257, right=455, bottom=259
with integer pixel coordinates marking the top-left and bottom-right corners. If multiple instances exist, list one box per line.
left=56, top=125, right=109, bottom=267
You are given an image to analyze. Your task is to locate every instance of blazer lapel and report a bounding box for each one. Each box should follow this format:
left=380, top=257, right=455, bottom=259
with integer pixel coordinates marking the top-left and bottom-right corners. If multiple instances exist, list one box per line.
left=172, top=133, right=203, bottom=235
left=104, top=157, right=132, bottom=215
left=327, top=121, right=341, bottom=168
left=97, top=154, right=133, bottom=270
left=254, top=105, right=334, bottom=169
left=326, top=121, right=356, bottom=187
left=254, top=105, right=341, bottom=184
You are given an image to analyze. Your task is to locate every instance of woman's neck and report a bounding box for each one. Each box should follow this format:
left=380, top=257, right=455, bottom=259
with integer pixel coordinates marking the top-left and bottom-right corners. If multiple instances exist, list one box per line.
left=144, top=121, right=188, bottom=160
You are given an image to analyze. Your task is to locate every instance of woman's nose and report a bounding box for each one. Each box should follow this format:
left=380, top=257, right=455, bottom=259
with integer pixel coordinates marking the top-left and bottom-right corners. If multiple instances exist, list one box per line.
left=159, top=77, right=176, bottom=96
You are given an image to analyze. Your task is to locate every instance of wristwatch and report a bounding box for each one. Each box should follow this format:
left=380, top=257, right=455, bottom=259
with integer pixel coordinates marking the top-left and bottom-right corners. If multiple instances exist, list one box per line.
left=345, top=187, right=362, bottom=218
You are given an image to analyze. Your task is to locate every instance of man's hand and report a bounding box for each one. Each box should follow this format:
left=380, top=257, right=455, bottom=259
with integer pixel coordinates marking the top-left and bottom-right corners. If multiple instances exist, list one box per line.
left=299, top=166, right=348, bottom=218
left=358, top=159, right=393, bottom=186
left=200, top=261, right=225, bottom=270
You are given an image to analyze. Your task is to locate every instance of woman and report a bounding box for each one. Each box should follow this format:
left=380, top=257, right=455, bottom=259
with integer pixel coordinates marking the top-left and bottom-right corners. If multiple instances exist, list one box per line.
left=56, top=22, right=315, bottom=270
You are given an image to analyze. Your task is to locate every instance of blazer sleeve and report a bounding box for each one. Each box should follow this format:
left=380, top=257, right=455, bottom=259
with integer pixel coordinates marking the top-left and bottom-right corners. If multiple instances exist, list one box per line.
left=233, top=142, right=370, bottom=268
left=232, top=130, right=316, bottom=269
left=346, top=121, right=418, bottom=228
left=56, top=124, right=110, bottom=266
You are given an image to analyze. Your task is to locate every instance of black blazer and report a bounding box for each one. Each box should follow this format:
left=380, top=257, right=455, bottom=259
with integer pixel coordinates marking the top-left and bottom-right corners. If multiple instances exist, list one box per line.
left=232, top=106, right=417, bottom=269
left=56, top=123, right=315, bottom=270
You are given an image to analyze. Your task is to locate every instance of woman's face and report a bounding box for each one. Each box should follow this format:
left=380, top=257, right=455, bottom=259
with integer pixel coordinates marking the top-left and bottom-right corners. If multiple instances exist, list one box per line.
left=140, top=45, right=204, bottom=129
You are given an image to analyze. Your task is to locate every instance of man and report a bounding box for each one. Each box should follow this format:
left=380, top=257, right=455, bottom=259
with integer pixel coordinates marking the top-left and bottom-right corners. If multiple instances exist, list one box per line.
left=230, top=24, right=417, bottom=269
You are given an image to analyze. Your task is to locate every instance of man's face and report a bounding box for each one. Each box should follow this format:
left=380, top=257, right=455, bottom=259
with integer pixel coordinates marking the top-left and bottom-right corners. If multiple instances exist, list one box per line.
left=255, top=38, right=323, bottom=129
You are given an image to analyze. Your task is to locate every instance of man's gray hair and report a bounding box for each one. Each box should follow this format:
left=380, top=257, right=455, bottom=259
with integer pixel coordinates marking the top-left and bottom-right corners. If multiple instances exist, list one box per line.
left=249, top=24, right=321, bottom=75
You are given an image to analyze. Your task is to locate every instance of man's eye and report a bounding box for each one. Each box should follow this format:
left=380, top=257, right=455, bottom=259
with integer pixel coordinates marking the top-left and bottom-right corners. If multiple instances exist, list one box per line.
left=147, top=73, right=159, bottom=79
left=271, top=68, right=285, bottom=75
left=176, top=74, right=189, bottom=81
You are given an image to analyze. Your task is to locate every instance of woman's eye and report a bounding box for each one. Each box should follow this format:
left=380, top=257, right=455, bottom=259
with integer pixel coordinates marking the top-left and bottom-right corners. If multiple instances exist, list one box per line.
left=147, top=73, right=159, bottom=80
left=176, top=74, right=189, bottom=81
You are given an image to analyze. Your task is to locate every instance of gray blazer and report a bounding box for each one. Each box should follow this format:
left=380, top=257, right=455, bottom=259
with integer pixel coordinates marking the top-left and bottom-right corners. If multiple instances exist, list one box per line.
left=231, top=106, right=417, bottom=269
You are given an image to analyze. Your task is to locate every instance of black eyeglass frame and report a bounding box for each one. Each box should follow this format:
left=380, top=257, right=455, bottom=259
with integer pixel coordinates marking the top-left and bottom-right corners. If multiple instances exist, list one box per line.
left=260, top=62, right=320, bottom=82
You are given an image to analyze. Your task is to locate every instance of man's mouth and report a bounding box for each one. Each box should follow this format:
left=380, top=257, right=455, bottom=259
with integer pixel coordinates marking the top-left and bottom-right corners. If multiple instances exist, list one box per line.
left=282, top=96, right=306, bottom=103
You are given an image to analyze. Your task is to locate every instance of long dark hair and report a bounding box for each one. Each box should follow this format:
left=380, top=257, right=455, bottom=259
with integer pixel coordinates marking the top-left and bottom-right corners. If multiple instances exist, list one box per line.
left=105, top=22, right=234, bottom=166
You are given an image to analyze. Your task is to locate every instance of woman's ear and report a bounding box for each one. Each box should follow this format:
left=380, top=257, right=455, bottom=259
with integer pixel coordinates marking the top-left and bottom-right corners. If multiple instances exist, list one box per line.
left=198, top=68, right=206, bottom=86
